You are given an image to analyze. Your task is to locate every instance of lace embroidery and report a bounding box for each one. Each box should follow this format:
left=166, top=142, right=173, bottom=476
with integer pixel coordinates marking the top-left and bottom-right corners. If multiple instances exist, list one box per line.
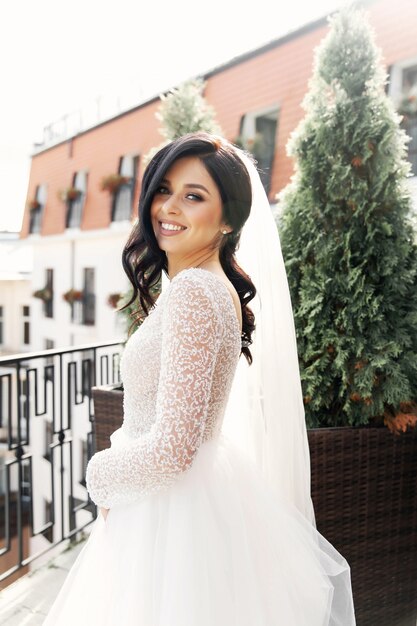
left=85, top=268, right=241, bottom=508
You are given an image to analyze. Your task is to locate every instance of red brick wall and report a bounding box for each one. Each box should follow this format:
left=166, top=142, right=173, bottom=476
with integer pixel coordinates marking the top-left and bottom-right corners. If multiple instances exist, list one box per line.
left=206, top=25, right=330, bottom=195
left=371, top=0, right=417, bottom=64
left=23, top=100, right=161, bottom=237
left=20, top=0, right=417, bottom=239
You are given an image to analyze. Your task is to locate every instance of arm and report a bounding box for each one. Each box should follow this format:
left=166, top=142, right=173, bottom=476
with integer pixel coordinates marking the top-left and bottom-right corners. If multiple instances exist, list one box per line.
left=85, top=272, right=223, bottom=509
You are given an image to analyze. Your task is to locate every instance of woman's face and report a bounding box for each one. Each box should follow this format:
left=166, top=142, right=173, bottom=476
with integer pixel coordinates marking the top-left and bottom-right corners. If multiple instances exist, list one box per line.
left=150, top=156, right=228, bottom=262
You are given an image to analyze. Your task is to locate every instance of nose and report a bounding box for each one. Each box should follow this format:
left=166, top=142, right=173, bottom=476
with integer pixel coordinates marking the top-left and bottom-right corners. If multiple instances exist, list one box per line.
left=161, top=193, right=181, bottom=214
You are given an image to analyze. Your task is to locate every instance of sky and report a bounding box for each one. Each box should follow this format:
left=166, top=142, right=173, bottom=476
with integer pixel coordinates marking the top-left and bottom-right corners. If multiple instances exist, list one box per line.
left=0, top=0, right=348, bottom=233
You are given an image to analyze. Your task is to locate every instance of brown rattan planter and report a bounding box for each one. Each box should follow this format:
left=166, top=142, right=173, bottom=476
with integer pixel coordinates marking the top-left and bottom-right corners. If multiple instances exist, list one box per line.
left=92, top=385, right=417, bottom=626
left=308, top=426, right=417, bottom=626
left=91, top=383, right=124, bottom=453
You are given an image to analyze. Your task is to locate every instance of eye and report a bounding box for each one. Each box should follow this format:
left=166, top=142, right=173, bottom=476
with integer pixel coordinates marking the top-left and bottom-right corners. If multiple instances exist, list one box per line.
left=156, top=184, right=170, bottom=195
left=186, top=193, right=203, bottom=201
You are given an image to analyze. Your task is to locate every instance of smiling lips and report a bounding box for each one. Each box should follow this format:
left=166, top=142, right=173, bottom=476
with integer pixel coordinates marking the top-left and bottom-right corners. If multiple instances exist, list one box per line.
left=159, top=221, right=187, bottom=235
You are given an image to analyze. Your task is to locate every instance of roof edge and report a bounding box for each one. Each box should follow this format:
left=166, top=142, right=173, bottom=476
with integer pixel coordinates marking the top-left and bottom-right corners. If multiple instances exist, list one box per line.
left=31, top=0, right=377, bottom=158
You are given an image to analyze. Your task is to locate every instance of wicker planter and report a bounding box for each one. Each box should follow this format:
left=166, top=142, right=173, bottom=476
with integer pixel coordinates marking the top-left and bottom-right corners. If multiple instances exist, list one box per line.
left=91, top=385, right=417, bottom=625
left=91, top=383, right=124, bottom=453
left=308, top=426, right=417, bottom=626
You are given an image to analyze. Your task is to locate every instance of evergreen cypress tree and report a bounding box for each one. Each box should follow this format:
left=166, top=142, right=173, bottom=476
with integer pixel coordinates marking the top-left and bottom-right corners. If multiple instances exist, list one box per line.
left=144, top=78, right=221, bottom=164
left=277, top=7, right=417, bottom=433
left=157, top=77, right=221, bottom=140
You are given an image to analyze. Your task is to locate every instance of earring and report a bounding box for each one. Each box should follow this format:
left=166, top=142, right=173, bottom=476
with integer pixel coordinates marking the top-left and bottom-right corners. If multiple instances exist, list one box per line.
left=222, top=229, right=229, bottom=235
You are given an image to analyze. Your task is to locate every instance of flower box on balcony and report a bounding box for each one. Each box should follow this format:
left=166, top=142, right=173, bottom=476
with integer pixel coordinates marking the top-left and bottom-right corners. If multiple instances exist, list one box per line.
left=33, top=287, right=52, bottom=301
left=101, top=174, right=131, bottom=194
left=28, top=199, right=41, bottom=211
left=62, top=288, right=84, bottom=304
left=233, top=132, right=266, bottom=159
left=60, top=187, right=82, bottom=203
left=107, top=293, right=122, bottom=309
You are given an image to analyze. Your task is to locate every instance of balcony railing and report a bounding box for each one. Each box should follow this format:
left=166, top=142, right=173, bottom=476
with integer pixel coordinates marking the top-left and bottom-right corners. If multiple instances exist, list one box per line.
left=0, top=340, right=124, bottom=585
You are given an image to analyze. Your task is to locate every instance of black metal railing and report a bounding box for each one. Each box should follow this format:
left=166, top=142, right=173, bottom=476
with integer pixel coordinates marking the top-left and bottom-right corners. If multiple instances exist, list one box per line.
left=0, top=340, right=124, bottom=584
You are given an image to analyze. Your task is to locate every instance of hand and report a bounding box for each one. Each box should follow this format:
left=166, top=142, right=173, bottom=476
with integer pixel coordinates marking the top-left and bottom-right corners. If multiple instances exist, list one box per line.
left=100, top=507, right=110, bottom=520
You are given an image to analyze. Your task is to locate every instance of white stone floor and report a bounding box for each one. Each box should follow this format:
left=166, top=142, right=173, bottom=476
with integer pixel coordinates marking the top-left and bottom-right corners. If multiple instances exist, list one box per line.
left=0, top=526, right=92, bottom=625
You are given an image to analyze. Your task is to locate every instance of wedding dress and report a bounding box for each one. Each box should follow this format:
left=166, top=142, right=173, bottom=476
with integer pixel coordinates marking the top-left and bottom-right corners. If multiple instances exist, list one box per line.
left=43, top=267, right=355, bottom=625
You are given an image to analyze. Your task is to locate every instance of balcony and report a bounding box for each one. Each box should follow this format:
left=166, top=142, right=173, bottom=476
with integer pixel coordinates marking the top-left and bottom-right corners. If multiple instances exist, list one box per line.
left=0, top=527, right=90, bottom=623
left=0, top=341, right=124, bottom=607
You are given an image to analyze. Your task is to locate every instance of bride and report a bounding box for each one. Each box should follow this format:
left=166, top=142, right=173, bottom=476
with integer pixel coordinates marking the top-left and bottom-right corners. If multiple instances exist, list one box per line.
left=43, top=132, right=356, bottom=625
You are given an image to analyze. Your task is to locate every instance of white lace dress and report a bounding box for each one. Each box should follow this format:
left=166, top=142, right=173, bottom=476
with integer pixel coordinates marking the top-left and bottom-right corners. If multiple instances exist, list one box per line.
left=43, top=267, right=356, bottom=626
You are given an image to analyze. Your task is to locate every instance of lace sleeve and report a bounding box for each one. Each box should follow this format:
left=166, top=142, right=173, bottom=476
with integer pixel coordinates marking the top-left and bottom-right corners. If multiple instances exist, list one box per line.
left=85, top=271, right=223, bottom=509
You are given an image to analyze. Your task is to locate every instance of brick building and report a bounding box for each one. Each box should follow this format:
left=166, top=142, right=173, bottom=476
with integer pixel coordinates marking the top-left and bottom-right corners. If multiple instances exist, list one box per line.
left=14, top=0, right=417, bottom=353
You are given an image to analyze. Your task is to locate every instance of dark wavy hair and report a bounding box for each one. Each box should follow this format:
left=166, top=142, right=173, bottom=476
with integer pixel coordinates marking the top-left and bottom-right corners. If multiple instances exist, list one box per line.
left=120, top=131, right=257, bottom=364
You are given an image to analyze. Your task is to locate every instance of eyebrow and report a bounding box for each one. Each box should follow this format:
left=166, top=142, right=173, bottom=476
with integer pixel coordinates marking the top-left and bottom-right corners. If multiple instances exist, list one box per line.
left=161, top=178, right=211, bottom=196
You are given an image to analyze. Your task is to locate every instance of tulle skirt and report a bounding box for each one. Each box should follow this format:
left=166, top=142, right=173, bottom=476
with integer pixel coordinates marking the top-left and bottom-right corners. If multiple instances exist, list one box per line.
left=43, top=431, right=356, bottom=625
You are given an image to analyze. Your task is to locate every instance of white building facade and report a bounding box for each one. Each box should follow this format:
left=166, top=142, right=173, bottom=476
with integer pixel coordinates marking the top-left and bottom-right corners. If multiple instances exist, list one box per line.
left=27, top=225, right=130, bottom=353
left=0, top=232, right=33, bottom=358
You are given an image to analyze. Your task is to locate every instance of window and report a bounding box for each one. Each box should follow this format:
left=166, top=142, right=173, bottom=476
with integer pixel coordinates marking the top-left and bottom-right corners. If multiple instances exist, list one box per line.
left=389, top=59, right=417, bottom=176
left=43, top=419, right=53, bottom=461
left=81, top=348, right=94, bottom=399
left=112, top=155, right=139, bottom=222
left=22, top=305, right=30, bottom=345
left=66, top=171, right=87, bottom=229
left=19, top=370, right=29, bottom=441
left=82, top=268, right=95, bottom=325
left=29, top=184, right=47, bottom=234
left=44, top=268, right=54, bottom=318
left=401, top=65, right=417, bottom=176
left=0, top=455, right=6, bottom=496
left=21, top=460, right=31, bottom=501
left=44, top=339, right=55, bottom=383
left=43, top=498, right=53, bottom=542
left=0, top=305, right=3, bottom=345
left=239, top=106, right=279, bottom=196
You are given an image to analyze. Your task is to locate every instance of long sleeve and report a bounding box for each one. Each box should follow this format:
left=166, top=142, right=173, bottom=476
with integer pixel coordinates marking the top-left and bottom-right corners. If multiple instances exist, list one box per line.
left=85, top=271, right=224, bottom=509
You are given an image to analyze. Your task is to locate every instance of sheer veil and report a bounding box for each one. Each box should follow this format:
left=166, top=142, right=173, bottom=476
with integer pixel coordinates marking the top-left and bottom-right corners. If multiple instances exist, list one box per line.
left=221, top=150, right=316, bottom=527
left=160, top=146, right=358, bottom=624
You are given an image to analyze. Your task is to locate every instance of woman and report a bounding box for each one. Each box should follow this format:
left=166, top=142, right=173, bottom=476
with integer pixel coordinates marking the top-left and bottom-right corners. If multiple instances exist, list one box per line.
left=43, top=132, right=356, bottom=625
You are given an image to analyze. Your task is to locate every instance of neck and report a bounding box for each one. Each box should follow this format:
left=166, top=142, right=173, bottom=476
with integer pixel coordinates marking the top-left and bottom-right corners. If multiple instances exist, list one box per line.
left=167, top=250, right=221, bottom=280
